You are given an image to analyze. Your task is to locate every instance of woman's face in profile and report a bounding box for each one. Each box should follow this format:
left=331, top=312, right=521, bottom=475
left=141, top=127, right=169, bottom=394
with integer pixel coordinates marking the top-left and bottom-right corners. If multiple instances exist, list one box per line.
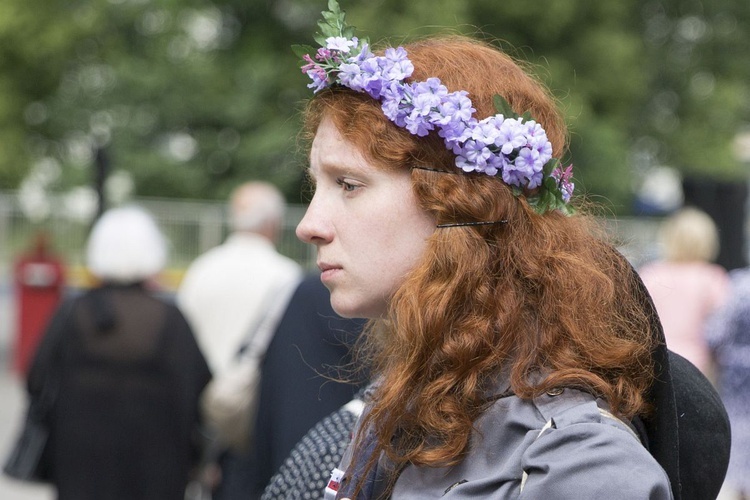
left=296, top=116, right=436, bottom=319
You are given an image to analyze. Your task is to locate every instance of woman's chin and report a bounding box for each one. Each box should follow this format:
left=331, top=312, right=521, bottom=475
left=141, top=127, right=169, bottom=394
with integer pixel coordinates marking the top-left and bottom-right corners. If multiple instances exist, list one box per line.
left=329, top=295, right=381, bottom=320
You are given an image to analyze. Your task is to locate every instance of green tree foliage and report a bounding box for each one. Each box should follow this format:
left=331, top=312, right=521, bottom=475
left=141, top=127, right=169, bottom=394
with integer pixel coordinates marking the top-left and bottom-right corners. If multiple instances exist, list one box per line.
left=1, top=0, right=310, bottom=202
left=0, top=0, right=748, bottom=214
left=637, top=0, right=750, bottom=181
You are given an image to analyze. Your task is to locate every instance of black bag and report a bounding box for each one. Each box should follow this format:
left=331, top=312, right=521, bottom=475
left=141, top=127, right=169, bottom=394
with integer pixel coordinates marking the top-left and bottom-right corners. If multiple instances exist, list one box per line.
left=3, top=298, right=72, bottom=483
left=2, top=400, right=51, bottom=482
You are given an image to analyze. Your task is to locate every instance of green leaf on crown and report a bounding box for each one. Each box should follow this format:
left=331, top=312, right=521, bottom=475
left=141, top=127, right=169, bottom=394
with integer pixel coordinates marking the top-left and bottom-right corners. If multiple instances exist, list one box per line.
left=493, top=94, right=536, bottom=123
left=316, top=0, right=350, bottom=42
left=292, top=44, right=316, bottom=59
left=543, top=157, right=560, bottom=176
left=492, top=94, right=518, bottom=119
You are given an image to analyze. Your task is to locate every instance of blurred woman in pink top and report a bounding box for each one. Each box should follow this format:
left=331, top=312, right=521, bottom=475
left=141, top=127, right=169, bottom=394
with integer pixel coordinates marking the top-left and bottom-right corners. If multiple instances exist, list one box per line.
left=639, top=207, right=730, bottom=378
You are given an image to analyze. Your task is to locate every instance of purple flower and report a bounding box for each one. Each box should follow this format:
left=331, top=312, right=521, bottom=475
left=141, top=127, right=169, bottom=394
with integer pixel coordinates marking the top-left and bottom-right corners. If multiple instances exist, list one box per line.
left=298, top=33, right=572, bottom=211
left=524, top=121, right=553, bottom=161
left=306, top=66, right=329, bottom=93
left=484, top=153, right=504, bottom=176
left=432, top=90, right=474, bottom=128
left=381, top=47, right=414, bottom=81
left=404, top=114, right=433, bottom=136
left=301, top=54, right=318, bottom=74
left=338, top=62, right=365, bottom=90
left=470, top=118, right=501, bottom=145
left=552, top=164, right=575, bottom=202
left=380, top=82, right=409, bottom=126
left=315, top=47, right=333, bottom=62
left=356, top=57, right=387, bottom=98
left=439, top=120, right=472, bottom=151
left=456, top=140, right=491, bottom=172
left=411, top=84, right=444, bottom=117
left=496, top=117, right=527, bottom=155
left=504, top=147, right=544, bottom=188
left=447, top=91, right=474, bottom=122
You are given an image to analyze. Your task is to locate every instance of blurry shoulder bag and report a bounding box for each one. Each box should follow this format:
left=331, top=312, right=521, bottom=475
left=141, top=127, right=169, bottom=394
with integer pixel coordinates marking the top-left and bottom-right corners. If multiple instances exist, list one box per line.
left=3, top=298, right=73, bottom=482
left=201, top=278, right=301, bottom=453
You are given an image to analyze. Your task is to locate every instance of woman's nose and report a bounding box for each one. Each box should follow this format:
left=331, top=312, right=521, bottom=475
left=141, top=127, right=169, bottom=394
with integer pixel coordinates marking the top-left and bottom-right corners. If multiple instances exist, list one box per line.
left=296, top=196, right=332, bottom=245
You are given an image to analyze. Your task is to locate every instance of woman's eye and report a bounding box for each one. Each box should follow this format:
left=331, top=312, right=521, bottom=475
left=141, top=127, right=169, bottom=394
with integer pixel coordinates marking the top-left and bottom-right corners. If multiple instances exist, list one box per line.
left=336, top=178, right=357, bottom=192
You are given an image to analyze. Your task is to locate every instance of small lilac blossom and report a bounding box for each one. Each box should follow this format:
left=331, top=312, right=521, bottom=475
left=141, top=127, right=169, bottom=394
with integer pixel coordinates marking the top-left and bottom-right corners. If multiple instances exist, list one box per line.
left=486, top=152, right=508, bottom=176
left=471, top=118, right=502, bottom=146
left=381, top=47, right=414, bottom=81
left=438, top=121, right=470, bottom=151
left=495, top=118, right=527, bottom=155
left=431, top=91, right=473, bottom=130
left=351, top=42, right=373, bottom=63
left=363, top=78, right=385, bottom=99
left=380, top=82, right=409, bottom=126
left=316, top=47, right=333, bottom=61
left=447, top=91, right=475, bottom=122
left=442, top=116, right=476, bottom=151
left=301, top=54, right=318, bottom=74
left=457, top=140, right=492, bottom=172
left=504, top=147, right=543, bottom=189
left=306, top=66, right=329, bottom=93
left=524, top=122, right=553, bottom=159
left=411, top=88, right=443, bottom=118
left=338, top=63, right=364, bottom=90
left=404, top=115, right=433, bottom=136
left=352, top=57, right=387, bottom=98
left=404, top=83, right=436, bottom=136
left=553, top=165, right=575, bottom=202
left=358, top=57, right=381, bottom=79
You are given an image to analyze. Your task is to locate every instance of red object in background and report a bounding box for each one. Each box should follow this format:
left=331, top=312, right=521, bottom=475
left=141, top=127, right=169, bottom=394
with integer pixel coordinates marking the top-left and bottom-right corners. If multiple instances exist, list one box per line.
left=13, top=233, right=65, bottom=377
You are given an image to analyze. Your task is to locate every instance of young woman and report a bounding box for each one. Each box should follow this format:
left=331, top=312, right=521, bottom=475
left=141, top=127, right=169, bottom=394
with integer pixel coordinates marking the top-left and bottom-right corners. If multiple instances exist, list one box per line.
left=291, top=4, right=725, bottom=498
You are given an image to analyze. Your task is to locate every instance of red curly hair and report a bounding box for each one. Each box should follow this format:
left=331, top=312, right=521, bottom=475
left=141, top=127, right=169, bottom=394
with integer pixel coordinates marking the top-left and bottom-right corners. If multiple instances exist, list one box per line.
left=302, top=35, right=654, bottom=477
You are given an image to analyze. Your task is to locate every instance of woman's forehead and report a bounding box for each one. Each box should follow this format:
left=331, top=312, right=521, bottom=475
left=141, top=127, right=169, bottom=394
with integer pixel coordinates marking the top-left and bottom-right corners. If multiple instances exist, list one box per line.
left=309, top=118, right=371, bottom=176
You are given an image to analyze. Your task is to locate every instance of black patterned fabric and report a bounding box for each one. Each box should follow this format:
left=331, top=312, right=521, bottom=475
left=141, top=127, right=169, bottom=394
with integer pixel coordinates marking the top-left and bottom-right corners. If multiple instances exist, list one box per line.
left=261, top=400, right=360, bottom=500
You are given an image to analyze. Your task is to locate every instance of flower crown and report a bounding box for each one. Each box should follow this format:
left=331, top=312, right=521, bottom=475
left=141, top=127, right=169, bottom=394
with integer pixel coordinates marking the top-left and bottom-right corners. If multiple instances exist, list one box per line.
left=294, top=0, right=574, bottom=214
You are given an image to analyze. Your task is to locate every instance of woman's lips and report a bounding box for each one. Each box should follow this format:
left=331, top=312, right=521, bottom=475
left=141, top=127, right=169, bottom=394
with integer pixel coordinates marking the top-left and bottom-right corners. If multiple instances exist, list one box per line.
left=318, top=262, right=342, bottom=283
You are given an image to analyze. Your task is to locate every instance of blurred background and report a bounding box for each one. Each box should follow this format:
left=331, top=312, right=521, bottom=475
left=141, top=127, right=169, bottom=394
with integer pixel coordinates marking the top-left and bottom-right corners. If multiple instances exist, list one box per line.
left=0, top=0, right=748, bottom=496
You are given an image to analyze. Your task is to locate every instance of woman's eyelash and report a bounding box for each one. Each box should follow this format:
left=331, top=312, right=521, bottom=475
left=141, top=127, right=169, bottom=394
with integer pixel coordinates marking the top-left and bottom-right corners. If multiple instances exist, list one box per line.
left=336, top=178, right=357, bottom=191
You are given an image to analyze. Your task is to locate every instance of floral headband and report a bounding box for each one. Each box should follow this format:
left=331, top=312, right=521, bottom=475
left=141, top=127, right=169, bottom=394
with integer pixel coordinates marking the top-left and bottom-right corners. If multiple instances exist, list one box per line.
left=294, top=0, right=574, bottom=214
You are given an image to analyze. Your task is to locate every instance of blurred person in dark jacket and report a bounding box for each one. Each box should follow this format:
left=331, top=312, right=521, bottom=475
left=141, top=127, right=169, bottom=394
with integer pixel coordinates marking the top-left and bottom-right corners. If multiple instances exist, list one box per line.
left=212, top=274, right=365, bottom=499
left=27, top=205, right=211, bottom=500
left=250, top=274, right=365, bottom=497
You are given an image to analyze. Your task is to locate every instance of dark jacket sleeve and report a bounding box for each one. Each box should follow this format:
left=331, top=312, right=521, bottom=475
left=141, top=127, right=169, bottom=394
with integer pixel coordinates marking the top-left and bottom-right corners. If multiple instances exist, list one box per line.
left=165, top=304, right=212, bottom=411
left=26, top=296, right=76, bottom=399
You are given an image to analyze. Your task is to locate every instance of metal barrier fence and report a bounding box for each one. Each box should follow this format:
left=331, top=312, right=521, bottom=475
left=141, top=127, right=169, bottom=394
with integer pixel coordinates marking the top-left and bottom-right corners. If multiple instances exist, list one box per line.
left=0, top=191, right=315, bottom=290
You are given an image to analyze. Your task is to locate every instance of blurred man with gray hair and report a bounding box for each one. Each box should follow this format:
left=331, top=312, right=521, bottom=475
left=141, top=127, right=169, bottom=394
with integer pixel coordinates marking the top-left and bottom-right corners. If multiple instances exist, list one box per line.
left=177, top=181, right=302, bottom=376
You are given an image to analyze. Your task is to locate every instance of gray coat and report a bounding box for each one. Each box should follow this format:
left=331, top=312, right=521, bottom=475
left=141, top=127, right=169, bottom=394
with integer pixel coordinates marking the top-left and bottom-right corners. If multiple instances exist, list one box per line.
left=339, top=386, right=673, bottom=499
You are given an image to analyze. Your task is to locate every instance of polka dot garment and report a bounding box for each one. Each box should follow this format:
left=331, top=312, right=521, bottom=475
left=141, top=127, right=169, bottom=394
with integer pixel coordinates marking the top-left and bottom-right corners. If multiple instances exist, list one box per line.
left=262, top=398, right=362, bottom=499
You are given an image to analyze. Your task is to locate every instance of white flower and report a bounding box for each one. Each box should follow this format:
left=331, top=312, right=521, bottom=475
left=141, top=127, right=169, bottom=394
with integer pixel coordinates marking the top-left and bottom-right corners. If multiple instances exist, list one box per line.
left=325, top=36, right=356, bottom=53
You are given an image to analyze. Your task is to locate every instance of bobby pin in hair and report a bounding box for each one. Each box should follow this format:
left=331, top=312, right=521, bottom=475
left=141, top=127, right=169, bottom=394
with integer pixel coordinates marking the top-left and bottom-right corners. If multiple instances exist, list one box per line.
left=436, top=220, right=508, bottom=228
left=412, top=167, right=508, bottom=228
left=411, top=166, right=457, bottom=174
